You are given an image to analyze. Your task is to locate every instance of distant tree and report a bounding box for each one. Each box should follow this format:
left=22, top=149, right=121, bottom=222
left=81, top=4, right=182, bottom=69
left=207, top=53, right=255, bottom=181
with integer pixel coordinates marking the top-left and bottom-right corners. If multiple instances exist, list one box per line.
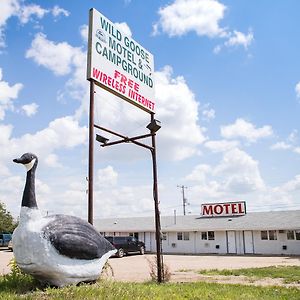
left=0, top=201, right=17, bottom=233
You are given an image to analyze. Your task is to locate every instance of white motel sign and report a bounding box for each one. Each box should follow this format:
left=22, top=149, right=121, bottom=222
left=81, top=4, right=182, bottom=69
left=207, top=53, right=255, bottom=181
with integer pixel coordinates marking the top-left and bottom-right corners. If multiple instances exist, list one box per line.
left=87, top=8, right=155, bottom=113
left=201, top=201, right=246, bottom=217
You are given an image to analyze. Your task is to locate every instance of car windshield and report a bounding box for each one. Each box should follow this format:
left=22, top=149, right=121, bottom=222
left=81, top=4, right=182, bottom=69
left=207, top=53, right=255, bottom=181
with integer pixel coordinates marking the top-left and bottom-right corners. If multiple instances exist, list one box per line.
left=113, top=237, right=127, bottom=244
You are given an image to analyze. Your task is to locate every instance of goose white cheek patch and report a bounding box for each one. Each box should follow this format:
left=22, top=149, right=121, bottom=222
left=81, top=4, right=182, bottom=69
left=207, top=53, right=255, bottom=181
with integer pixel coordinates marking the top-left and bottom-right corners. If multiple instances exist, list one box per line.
left=24, top=158, right=36, bottom=171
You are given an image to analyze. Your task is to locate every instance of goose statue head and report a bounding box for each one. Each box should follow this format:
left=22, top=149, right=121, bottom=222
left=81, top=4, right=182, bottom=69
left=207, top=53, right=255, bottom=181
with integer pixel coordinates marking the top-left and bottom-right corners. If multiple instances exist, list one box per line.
left=13, top=152, right=38, bottom=171
left=13, top=153, right=38, bottom=210
left=12, top=152, right=116, bottom=287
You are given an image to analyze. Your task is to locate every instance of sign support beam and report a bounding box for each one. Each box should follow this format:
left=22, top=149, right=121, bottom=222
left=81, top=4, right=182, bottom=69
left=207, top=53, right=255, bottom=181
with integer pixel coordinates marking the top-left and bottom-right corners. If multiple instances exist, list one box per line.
left=88, top=79, right=95, bottom=225
left=94, top=115, right=164, bottom=283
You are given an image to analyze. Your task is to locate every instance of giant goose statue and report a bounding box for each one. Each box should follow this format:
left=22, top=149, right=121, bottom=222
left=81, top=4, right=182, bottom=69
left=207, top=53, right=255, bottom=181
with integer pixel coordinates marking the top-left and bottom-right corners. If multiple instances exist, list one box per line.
left=12, top=153, right=116, bottom=287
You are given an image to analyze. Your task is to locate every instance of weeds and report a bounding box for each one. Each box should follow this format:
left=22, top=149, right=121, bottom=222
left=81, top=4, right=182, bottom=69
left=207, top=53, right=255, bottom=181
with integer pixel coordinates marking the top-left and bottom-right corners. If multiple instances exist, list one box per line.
left=146, top=257, right=171, bottom=282
left=100, top=261, right=114, bottom=279
left=0, top=258, right=41, bottom=294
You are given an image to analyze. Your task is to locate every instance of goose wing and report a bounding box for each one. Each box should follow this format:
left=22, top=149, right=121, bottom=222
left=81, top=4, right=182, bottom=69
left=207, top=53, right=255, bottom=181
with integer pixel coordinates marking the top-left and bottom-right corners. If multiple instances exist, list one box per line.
left=42, top=215, right=115, bottom=260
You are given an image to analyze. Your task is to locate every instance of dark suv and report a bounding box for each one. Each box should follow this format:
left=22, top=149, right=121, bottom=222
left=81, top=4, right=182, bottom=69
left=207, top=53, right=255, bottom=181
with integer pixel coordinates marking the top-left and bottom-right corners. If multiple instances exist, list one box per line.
left=105, top=236, right=145, bottom=258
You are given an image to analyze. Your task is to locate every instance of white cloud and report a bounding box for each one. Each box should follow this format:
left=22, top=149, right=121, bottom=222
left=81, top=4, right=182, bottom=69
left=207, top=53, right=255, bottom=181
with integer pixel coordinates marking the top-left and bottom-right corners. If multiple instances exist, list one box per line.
left=80, top=24, right=88, bottom=43
left=288, top=129, right=298, bottom=143
left=97, top=166, right=118, bottom=187
left=214, top=148, right=265, bottom=193
left=295, top=82, right=300, bottom=99
left=115, top=22, right=132, bottom=37
left=201, top=103, right=215, bottom=121
left=185, top=164, right=212, bottom=182
left=0, top=116, right=87, bottom=167
left=279, top=175, right=300, bottom=193
left=51, top=5, right=70, bottom=18
left=155, top=66, right=207, bottom=160
left=221, top=118, right=273, bottom=143
left=186, top=147, right=265, bottom=201
left=21, top=102, right=39, bottom=117
left=202, top=109, right=215, bottom=121
left=153, top=0, right=227, bottom=38
left=224, top=29, right=254, bottom=49
left=204, top=140, right=239, bottom=153
left=0, top=68, right=23, bottom=120
left=270, top=142, right=292, bottom=151
left=26, top=33, right=83, bottom=76
left=18, top=4, right=48, bottom=24
left=154, top=0, right=254, bottom=53
left=0, top=0, right=20, bottom=47
left=0, top=1, right=69, bottom=48
left=270, top=130, right=300, bottom=154
left=44, top=153, right=62, bottom=168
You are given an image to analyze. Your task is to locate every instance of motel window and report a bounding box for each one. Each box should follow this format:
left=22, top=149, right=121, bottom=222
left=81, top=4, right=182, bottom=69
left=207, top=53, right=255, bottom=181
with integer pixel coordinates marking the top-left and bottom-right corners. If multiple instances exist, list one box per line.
left=129, top=232, right=139, bottom=239
left=261, top=230, right=277, bottom=240
left=261, top=231, right=268, bottom=240
left=287, top=230, right=295, bottom=240
left=269, top=230, right=277, bottom=240
left=287, top=230, right=300, bottom=240
left=208, top=231, right=215, bottom=240
left=162, top=232, right=167, bottom=241
left=183, top=232, right=190, bottom=241
left=177, top=232, right=183, bottom=240
left=201, top=231, right=215, bottom=240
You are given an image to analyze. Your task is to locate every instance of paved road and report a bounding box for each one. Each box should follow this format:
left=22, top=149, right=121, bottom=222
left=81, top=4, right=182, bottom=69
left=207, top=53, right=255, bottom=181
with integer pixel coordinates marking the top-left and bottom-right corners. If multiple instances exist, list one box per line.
left=0, top=249, right=13, bottom=275
left=2, top=249, right=300, bottom=282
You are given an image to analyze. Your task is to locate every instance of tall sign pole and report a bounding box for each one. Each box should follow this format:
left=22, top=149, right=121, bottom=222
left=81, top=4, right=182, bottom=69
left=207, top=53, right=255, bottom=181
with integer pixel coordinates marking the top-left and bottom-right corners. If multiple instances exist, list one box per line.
left=87, top=8, right=163, bottom=281
left=150, top=113, right=163, bottom=283
left=88, top=80, right=95, bottom=225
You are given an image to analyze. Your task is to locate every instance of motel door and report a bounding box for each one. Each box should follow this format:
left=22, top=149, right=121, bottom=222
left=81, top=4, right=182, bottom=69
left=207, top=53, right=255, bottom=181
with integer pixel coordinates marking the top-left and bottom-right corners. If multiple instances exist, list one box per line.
left=227, top=231, right=237, bottom=254
left=243, top=231, right=254, bottom=254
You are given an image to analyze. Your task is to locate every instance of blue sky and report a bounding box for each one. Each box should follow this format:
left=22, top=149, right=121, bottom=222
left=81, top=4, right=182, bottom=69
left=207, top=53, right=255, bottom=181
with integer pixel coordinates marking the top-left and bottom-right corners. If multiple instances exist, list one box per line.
left=1, top=0, right=300, bottom=220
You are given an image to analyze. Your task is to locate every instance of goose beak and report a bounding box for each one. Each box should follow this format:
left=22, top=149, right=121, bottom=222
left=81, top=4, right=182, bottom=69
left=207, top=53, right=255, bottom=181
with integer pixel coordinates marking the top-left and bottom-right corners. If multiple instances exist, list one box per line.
left=13, top=158, right=22, bottom=163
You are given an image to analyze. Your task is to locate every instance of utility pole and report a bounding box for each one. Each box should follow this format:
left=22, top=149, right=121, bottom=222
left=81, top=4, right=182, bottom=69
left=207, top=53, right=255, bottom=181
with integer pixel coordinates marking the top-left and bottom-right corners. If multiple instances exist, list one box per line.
left=177, top=185, right=188, bottom=215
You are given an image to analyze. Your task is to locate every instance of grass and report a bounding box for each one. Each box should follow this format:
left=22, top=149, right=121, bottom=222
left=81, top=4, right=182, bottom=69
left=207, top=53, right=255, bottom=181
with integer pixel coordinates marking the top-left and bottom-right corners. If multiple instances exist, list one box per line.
left=197, top=266, right=300, bottom=284
left=1, top=262, right=300, bottom=299
left=1, top=273, right=300, bottom=300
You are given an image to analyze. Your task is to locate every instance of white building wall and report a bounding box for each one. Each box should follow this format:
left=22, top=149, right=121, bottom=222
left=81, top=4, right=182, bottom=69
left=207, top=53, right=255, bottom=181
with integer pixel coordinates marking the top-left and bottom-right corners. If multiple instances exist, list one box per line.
left=104, top=229, right=300, bottom=255
left=159, top=231, right=228, bottom=254
left=195, top=231, right=227, bottom=254
left=253, top=231, right=300, bottom=255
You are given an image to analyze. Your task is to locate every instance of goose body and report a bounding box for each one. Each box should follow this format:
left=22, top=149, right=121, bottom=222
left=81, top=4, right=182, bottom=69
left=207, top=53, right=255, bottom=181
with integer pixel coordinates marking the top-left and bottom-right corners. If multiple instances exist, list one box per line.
left=12, top=153, right=116, bottom=287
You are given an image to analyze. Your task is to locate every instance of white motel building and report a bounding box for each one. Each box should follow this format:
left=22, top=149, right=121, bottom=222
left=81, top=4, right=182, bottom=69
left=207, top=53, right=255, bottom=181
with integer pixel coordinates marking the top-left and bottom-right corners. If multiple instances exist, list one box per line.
left=94, top=202, right=300, bottom=256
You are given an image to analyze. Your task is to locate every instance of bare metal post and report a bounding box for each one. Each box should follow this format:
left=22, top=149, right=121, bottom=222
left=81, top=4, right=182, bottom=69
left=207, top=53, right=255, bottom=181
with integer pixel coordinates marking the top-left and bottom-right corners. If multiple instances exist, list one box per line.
left=150, top=113, right=163, bottom=283
left=88, top=80, right=95, bottom=225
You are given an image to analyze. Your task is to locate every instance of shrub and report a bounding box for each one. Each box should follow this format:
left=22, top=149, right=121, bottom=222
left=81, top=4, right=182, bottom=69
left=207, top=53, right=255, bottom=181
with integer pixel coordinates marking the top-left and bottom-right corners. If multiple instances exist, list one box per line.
left=146, top=257, right=171, bottom=283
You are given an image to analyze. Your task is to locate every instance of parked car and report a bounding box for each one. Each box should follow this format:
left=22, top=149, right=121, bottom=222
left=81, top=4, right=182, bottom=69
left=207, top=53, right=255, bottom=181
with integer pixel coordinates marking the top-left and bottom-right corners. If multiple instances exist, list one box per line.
left=105, top=236, right=145, bottom=258
left=8, top=240, right=13, bottom=251
left=0, top=233, right=12, bottom=247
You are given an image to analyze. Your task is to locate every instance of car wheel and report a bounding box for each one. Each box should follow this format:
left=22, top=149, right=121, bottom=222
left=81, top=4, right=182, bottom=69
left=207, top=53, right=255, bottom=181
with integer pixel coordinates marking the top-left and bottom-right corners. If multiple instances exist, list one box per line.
left=117, top=248, right=124, bottom=258
left=139, top=246, right=145, bottom=255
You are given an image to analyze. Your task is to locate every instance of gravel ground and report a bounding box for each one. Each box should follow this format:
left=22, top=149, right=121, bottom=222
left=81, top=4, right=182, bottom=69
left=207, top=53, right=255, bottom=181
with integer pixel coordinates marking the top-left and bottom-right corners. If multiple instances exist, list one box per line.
left=2, top=249, right=300, bottom=286
left=107, top=253, right=300, bottom=283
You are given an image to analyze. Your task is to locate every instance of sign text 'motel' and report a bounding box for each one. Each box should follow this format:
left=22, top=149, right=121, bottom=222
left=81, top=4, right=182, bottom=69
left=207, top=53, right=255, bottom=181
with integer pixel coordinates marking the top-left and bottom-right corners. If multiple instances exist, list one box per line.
left=87, top=8, right=155, bottom=113
left=201, top=201, right=246, bottom=217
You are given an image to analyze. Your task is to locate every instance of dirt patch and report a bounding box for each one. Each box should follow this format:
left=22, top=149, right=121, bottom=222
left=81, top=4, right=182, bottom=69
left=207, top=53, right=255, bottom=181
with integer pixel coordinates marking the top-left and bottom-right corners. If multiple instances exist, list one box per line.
left=170, top=270, right=300, bottom=288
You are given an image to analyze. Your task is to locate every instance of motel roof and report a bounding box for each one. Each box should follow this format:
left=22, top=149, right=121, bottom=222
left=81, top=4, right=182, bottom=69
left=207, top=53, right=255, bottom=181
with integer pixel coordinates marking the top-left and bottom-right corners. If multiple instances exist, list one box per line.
left=94, top=210, right=300, bottom=232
